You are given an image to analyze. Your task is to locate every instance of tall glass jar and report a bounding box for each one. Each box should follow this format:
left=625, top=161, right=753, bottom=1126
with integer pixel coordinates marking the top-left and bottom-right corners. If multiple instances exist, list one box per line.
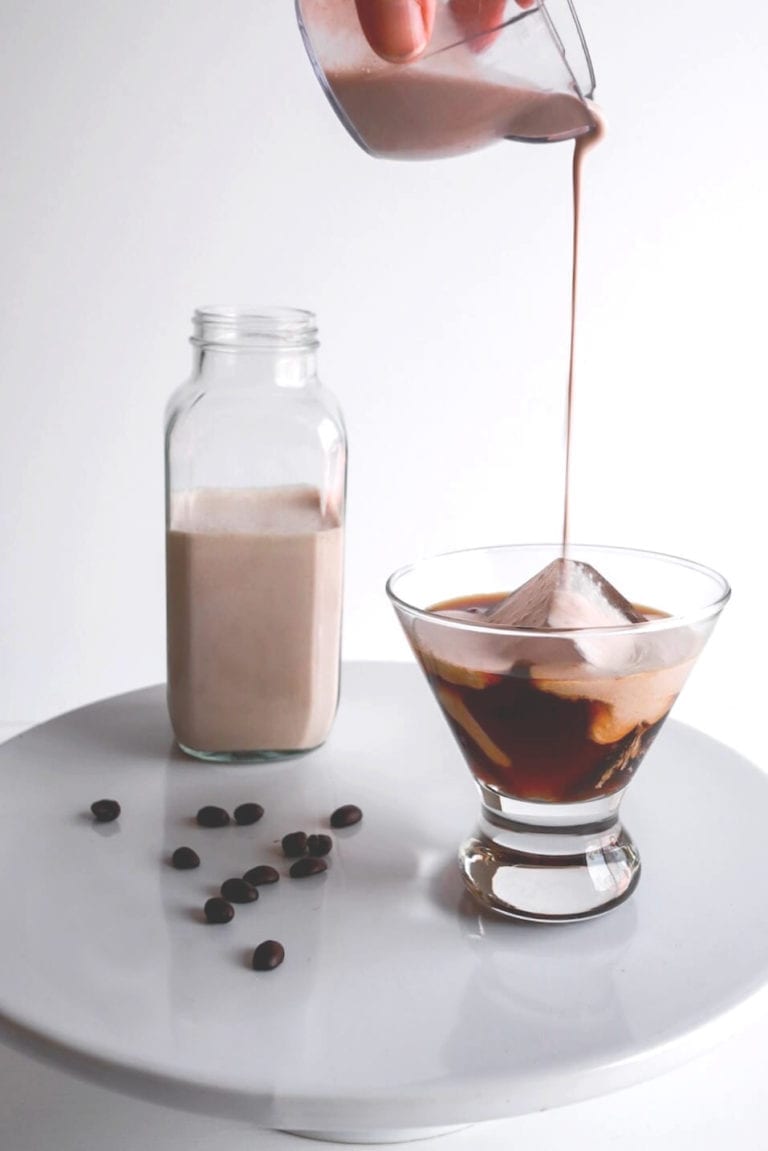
left=165, top=307, right=346, bottom=762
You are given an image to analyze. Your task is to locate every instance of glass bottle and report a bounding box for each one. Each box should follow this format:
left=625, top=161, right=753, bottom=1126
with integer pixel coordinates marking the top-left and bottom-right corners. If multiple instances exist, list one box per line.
left=165, top=307, right=346, bottom=762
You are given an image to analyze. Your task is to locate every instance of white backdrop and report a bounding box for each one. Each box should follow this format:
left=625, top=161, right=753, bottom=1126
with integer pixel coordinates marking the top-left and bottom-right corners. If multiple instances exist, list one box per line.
left=0, top=0, right=765, bottom=764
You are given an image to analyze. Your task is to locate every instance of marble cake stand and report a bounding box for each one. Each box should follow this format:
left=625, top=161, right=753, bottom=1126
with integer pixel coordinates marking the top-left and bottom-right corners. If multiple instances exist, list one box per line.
left=0, top=662, right=766, bottom=1144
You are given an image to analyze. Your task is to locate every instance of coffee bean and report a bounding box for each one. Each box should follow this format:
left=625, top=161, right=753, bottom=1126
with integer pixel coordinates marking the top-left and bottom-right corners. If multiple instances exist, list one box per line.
left=290, top=857, right=327, bottom=879
left=90, top=799, right=121, bottom=823
left=172, top=846, right=200, bottom=870
left=307, top=834, right=333, bottom=857
left=196, top=805, right=230, bottom=828
left=204, top=897, right=234, bottom=924
left=220, top=877, right=259, bottom=904
left=234, top=803, right=264, bottom=826
left=243, top=865, right=280, bottom=886
left=282, top=831, right=308, bottom=858
left=330, top=804, right=362, bottom=829
left=252, top=940, right=285, bottom=971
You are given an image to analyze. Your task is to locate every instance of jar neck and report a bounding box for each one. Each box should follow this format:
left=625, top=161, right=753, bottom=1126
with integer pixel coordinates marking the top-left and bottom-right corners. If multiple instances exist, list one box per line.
left=190, top=307, right=319, bottom=389
left=191, top=345, right=318, bottom=387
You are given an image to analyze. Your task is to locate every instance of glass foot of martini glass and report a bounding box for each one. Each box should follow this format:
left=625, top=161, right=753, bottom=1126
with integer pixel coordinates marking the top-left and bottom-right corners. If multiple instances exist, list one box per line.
left=387, top=543, right=729, bottom=923
left=461, top=789, right=640, bottom=922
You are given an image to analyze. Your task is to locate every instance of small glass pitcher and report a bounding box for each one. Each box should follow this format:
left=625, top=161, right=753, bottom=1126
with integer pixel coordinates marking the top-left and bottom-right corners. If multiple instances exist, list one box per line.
left=296, top=0, right=597, bottom=159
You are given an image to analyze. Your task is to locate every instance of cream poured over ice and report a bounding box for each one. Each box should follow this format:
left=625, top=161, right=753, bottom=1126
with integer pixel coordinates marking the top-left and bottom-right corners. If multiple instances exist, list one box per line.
left=412, top=570, right=700, bottom=804
left=485, top=558, right=644, bottom=630
left=326, top=17, right=682, bottom=763
left=166, top=486, right=343, bottom=755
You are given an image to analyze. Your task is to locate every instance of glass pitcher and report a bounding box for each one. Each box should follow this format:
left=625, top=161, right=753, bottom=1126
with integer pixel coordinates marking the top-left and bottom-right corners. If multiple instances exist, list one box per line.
left=296, top=0, right=597, bottom=159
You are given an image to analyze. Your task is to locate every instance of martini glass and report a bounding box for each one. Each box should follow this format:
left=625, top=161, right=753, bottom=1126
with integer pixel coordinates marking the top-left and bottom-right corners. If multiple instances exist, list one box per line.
left=387, top=543, right=730, bottom=922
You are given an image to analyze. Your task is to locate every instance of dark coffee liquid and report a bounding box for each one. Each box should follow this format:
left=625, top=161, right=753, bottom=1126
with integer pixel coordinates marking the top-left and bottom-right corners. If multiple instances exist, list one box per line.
left=436, top=670, right=665, bottom=802
left=417, top=592, right=672, bottom=804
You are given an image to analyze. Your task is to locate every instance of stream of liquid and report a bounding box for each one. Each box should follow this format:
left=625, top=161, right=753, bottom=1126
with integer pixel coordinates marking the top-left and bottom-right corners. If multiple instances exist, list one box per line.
left=325, top=46, right=602, bottom=553
left=562, top=112, right=604, bottom=552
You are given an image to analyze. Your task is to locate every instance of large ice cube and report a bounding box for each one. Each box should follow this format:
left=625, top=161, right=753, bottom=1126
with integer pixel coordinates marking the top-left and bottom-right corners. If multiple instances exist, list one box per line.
left=411, top=560, right=639, bottom=686
left=484, top=558, right=645, bottom=670
left=485, top=558, right=645, bottom=630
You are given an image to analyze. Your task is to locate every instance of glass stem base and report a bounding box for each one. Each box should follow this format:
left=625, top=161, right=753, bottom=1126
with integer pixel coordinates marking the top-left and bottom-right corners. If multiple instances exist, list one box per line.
left=459, top=787, right=641, bottom=923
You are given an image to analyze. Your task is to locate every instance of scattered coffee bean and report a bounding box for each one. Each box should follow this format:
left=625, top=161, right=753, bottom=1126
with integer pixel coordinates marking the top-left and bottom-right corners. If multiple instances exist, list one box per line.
left=196, top=805, right=230, bottom=828
left=330, top=804, right=362, bottom=829
left=90, top=799, right=121, bottom=823
left=282, top=831, right=308, bottom=858
left=252, top=940, right=285, bottom=971
left=290, top=857, right=327, bottom=879
left=234, top=803, right=264, bottom=826
left=243, top=865, right=280, bottom=886
left=204, top=897, right=234, bottom=924
left=172, top=846, right=200, bottom=870
left=307, top=834, right=333, bottom=857
left=220, top=877, right=259, bottom=904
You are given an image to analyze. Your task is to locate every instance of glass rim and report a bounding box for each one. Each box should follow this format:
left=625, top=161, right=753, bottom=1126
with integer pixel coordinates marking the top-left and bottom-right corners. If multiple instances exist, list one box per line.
left=385, top=542, right=731, bottom=638
left=541, top=0, right=596, bottom=101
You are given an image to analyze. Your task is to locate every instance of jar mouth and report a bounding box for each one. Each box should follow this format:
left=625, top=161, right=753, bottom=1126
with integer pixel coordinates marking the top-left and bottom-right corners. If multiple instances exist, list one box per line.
left=191, top=306, right=319, bottom=350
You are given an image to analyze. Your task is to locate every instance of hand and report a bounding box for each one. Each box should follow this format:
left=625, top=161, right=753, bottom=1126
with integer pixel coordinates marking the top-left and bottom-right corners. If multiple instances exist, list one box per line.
left=354, top=0, right=536, bottom=63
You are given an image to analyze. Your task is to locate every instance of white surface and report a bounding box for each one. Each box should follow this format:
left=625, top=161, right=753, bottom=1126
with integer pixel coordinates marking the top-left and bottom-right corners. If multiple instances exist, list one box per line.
left=0, top=0, right=766, bottom=768
left=1, top=664, right=768, bottom=1143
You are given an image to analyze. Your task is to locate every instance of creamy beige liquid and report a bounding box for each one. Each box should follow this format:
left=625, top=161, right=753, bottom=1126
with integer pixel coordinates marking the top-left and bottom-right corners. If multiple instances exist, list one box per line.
left=562, top=114, right=604, bottom=549
left=327, top=67, right=596, bottom=159
left=166, top=486, right=343, bottom=755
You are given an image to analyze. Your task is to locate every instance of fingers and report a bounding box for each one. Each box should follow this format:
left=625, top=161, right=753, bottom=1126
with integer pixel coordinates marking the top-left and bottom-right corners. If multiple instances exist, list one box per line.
left=354, top=0, right=436, bottom=62
left=354, top=0, right=536, bottom=62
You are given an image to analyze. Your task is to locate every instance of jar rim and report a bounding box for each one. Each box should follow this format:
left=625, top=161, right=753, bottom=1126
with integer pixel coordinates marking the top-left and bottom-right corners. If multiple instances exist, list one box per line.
left=191, top=306, right=319, bottom=350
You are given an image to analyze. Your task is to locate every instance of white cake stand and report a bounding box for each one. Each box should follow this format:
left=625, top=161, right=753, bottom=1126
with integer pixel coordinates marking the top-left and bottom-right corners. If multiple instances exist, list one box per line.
left=0, top=662, right=766, bottom=1145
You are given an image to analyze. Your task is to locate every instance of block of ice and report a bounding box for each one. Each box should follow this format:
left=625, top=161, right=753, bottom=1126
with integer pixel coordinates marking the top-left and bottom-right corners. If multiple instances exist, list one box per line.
left=485, top=558, right=646, bottom=630
left=482, top=558, right=647, bottom=671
